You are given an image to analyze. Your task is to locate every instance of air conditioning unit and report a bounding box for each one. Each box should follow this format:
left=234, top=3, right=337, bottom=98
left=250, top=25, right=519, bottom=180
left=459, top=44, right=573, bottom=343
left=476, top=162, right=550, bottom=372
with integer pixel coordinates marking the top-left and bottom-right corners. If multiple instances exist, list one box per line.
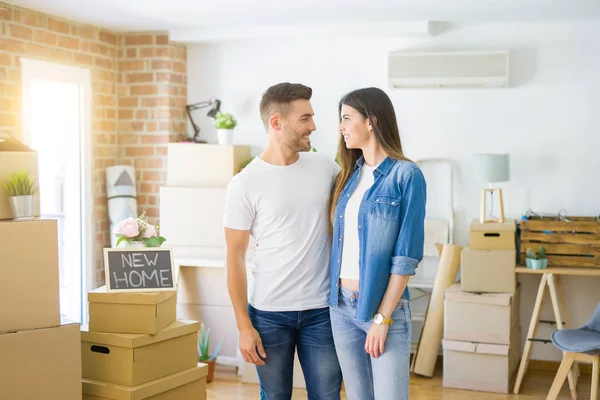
left=388, top=50, right=509, bottom=88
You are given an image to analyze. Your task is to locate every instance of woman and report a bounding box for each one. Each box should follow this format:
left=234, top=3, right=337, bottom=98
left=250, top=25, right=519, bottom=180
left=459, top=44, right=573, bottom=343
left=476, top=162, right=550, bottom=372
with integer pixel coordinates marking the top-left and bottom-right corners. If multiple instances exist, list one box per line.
left=328, top=87, right=426, bottom=400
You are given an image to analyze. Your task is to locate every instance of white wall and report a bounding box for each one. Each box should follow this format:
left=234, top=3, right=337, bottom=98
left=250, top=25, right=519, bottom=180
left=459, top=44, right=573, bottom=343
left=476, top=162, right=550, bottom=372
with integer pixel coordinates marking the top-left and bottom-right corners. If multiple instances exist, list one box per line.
left=187, top=21, right=600, bottom=361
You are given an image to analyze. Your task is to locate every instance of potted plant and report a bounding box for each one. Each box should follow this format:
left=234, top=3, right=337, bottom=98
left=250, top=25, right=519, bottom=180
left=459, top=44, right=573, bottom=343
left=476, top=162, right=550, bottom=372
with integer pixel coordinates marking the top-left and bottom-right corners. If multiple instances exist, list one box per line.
left=526, top=246, right=548, bottom=270
left=198, top=323, right=222, bottom=383
left=214, top=111, right=238, bottom=146
left=3, top=171, right=39, bottom=220
left=114, top=213, right=166, bottom=248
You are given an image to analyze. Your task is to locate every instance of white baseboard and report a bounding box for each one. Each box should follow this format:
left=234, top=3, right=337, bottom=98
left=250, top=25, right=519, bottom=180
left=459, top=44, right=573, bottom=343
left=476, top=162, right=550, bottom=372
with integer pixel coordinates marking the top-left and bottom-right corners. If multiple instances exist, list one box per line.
left=217, top=355, right=243, bottom=368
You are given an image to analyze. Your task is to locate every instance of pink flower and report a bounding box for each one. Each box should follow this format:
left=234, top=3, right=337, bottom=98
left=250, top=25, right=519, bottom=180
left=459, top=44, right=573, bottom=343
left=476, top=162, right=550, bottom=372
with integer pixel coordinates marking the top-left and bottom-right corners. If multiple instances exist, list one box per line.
left=115, top=217, right=139, bottom=238
left=143, top=224, right=157, bottom=238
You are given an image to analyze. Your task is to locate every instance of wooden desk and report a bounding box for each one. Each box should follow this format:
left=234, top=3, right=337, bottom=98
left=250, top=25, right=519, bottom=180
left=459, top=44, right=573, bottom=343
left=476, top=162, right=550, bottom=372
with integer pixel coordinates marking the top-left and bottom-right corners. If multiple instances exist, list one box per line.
left=516, top=267, right=600, bottom=277
left=513, top=266, right=600, bottom=398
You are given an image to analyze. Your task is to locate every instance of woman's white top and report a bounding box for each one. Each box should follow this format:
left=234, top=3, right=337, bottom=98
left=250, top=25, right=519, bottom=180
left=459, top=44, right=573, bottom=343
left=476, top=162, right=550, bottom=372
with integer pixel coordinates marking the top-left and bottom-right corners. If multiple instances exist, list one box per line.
left=340, top=163, right=376, bottom=281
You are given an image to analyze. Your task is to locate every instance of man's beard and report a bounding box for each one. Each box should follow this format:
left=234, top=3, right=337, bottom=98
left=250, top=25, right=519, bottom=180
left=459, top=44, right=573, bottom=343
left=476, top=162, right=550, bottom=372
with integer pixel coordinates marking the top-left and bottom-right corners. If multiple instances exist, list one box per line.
left=282, top=131, right=311, bottom=152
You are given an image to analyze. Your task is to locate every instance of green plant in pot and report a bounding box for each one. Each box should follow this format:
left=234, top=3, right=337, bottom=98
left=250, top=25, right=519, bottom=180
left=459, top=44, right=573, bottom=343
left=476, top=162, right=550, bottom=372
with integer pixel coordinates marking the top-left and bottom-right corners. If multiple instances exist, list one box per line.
left=198, top=323, right=223, bottom=383
left=214, top=111, right=238, bottom=146
left=3, top=171, right=39, bottom=220
left=526, top=246, right=548, bottom=270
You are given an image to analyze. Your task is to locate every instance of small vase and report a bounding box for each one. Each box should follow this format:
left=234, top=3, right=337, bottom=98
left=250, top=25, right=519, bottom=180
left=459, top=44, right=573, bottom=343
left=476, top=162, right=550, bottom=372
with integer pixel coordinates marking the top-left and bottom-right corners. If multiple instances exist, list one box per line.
left=8, top=195, right=35, bottom=220
left=200, top=358, right=217, bottom=383
left=118, top=241, right=145, bottom=249
left=530, top=259, right=548, bottom=270
left=217, top=129, right=234, bottom=145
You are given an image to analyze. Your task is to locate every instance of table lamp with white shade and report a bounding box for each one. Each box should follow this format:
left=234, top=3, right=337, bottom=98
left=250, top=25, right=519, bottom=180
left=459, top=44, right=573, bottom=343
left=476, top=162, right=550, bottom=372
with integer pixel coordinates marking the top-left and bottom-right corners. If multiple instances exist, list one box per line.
left=472, top=153, right=510, bottom=223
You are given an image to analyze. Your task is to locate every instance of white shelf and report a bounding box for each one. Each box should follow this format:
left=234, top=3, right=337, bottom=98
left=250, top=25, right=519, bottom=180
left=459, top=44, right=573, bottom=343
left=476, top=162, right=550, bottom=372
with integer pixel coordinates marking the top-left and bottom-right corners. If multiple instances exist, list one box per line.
left=175, top=257, right=255, bottom=269
left=176, top=257, right=225, bottom=268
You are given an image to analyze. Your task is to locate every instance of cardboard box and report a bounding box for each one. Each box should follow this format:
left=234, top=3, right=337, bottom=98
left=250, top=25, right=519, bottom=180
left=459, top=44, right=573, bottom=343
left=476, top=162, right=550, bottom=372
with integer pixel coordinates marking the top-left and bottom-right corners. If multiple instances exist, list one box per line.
left=444, top=283, right=520, bottom=345
left=159, top=186, right=256, bottom=261
left=469, top=219, right=516, bottom=250
left=0, top=321, right=82, bottom=400
left=159, top=186, right=227, bottom=249
left=83, top=364, right=208, bottom=400
left=461, top=247, right=516, bottom=293
left=442, top=325, right=521, bottom=393
left=166, top=143, right=250, bottom=187
left=177, top=303, right=238, bottom=359
left=0, top=135, right=40, bottom=220
left=177, top=266, right=231, bottom=306
left=82, top=320, right=199, bottom=386
left=89, top=286, right=177, bottom=334
left=0, top=219, right=60, bottom=332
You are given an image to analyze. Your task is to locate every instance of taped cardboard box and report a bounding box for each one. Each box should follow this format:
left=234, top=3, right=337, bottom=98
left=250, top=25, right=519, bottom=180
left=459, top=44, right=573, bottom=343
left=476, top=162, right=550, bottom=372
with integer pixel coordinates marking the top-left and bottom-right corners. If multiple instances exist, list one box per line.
left=469, top=219, right=516, bottom=250
left=83, top=364, right=208, bottom=400
left=461, top=247, right=516, bottom=294
left=0, top=320, right=82, bottom=400
left=442, top=325, right=521, bottom=394
left=89, top=286, right=177, bottom=334
left=166, top=143, right=250, bottom=187
left=0, top=219, right=60, bottom=332
left=444, top=283, right=520, bottom=345
left=0, top=135, right=40, bottom=220
left=177, top=266, right=231, bottom=306
left=82, top=320, right=199, bottom=386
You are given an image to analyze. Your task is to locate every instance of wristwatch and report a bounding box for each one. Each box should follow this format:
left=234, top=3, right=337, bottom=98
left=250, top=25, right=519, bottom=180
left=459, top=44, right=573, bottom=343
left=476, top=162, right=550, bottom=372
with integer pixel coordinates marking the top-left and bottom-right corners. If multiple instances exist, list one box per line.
left=373, top=313, right=393, bottom=325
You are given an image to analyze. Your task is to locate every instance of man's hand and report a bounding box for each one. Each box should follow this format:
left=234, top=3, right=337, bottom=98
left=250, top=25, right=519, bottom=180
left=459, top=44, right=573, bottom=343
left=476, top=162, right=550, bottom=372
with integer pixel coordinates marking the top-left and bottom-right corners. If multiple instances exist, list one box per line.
left=224, top=227, right=266, bottom=364
left=239, top=325, right=267, bottom=365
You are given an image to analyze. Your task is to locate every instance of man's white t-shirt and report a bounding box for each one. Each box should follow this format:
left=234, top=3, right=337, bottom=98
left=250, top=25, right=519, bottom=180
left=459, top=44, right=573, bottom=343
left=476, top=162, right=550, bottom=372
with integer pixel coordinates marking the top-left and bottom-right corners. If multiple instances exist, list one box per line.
left=223, top=152, right=341, bottom=312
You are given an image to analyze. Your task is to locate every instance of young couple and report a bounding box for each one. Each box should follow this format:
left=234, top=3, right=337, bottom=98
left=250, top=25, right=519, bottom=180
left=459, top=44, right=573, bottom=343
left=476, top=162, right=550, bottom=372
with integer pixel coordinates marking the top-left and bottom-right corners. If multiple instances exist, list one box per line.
left=223, top=82, right=426, bottom=400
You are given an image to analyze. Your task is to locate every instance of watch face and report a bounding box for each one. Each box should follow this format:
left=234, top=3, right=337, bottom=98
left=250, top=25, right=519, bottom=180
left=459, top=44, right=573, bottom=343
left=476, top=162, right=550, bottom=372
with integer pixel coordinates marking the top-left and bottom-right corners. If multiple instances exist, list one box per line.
left=374, top=314, right=383, bottom=324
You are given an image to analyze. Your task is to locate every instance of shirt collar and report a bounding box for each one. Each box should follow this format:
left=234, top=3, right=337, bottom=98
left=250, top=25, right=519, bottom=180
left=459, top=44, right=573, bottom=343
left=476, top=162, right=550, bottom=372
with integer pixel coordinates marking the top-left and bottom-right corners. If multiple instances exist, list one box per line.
left=355, top=155, right=394, bottom=176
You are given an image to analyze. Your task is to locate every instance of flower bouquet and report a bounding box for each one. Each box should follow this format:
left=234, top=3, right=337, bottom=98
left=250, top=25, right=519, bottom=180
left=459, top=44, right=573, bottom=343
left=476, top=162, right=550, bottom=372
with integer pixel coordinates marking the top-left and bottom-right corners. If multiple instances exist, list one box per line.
left=114, top=213, right=166, bottom=248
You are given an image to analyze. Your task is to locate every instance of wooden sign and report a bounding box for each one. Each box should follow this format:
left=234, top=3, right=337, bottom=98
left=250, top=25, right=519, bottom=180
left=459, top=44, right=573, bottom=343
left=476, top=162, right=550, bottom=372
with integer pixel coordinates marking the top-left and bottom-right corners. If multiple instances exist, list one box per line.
left=103, top=248, right=176, bottom=292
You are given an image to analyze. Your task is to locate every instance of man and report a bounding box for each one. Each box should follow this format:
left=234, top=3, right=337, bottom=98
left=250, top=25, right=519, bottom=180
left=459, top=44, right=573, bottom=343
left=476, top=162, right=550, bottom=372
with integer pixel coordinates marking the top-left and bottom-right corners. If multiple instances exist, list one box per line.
left=223, top=82, right=342, bottom=399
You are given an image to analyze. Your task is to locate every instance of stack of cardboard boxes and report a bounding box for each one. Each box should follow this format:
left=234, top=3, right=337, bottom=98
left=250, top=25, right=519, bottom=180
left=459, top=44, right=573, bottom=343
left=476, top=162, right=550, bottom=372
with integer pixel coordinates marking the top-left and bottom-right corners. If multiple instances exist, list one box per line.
left=0, top=219, right=83, bottom=399
left=0, top=138, right=82, bottom=399
left=443, top=219, right=521, bottom=394
left=81, top=286, right=208, bottom=399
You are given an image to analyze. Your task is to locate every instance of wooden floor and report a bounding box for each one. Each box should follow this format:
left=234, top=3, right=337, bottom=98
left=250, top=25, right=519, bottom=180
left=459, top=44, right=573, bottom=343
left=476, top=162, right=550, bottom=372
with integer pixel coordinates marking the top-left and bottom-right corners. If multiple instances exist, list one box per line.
left=206, top=367, right=593, bottom=400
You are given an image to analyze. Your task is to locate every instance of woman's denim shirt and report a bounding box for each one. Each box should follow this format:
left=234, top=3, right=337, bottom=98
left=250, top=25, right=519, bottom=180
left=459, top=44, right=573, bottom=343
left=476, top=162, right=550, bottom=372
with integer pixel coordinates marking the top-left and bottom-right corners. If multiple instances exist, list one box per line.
left=328, top=156, right=427, bottom=322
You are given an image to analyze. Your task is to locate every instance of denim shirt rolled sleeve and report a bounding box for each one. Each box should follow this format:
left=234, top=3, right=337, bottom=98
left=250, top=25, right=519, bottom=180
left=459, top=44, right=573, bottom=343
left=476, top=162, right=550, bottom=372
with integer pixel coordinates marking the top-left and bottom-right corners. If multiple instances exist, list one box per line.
left=390, top=167, right=426, bottom=276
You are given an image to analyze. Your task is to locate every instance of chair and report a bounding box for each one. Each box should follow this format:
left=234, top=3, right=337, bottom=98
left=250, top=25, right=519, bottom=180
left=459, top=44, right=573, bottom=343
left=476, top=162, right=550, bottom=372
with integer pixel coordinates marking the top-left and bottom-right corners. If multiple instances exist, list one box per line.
left=547, top=302, right=600, bottom=400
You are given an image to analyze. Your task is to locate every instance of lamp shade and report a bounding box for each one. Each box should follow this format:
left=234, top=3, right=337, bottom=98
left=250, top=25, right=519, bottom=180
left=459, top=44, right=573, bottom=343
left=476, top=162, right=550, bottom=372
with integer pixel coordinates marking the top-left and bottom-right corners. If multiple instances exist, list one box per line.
left=472, top=153, right=510, bottom=183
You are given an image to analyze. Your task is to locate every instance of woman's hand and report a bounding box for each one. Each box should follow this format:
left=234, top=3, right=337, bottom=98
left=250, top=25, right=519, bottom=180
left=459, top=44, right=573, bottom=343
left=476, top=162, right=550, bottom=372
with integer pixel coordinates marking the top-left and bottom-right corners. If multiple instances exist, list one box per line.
left=365, top=323, right=389, bottom=358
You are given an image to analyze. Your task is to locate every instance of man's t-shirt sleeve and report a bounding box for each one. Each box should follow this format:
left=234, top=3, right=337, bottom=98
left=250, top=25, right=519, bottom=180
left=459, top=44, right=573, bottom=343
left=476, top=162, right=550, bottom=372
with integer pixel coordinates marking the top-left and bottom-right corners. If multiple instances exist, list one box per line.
left=330, top=158, right=342, bottom=186
left=223, top=177, right=254, bottom=231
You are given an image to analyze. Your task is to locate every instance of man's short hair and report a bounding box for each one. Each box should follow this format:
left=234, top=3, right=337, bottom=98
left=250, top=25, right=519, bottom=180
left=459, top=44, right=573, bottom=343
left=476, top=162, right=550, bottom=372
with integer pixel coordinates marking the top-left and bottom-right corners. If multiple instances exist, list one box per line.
left=259, top=83, right=312, bottom=128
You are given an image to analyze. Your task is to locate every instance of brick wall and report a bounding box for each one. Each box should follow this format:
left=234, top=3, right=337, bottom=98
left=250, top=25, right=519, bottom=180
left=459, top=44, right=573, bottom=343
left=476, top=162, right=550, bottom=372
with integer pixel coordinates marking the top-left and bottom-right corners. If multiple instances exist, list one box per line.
left=0, top=2, right=187, bottom=286
left=117, top=34, right=187, bottom=226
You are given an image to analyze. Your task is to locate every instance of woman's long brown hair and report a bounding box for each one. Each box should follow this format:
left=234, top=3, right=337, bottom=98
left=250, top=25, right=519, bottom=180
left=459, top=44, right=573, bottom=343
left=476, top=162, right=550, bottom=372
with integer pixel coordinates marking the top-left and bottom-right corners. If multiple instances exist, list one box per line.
left=330, top=87, right=411, bottom=223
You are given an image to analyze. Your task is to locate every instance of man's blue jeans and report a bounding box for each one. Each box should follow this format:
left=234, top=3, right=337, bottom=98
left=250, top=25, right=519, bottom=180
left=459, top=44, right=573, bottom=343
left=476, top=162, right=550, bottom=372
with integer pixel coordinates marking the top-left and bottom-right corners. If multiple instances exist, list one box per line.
left=248, top=305, right=343, bottom=400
